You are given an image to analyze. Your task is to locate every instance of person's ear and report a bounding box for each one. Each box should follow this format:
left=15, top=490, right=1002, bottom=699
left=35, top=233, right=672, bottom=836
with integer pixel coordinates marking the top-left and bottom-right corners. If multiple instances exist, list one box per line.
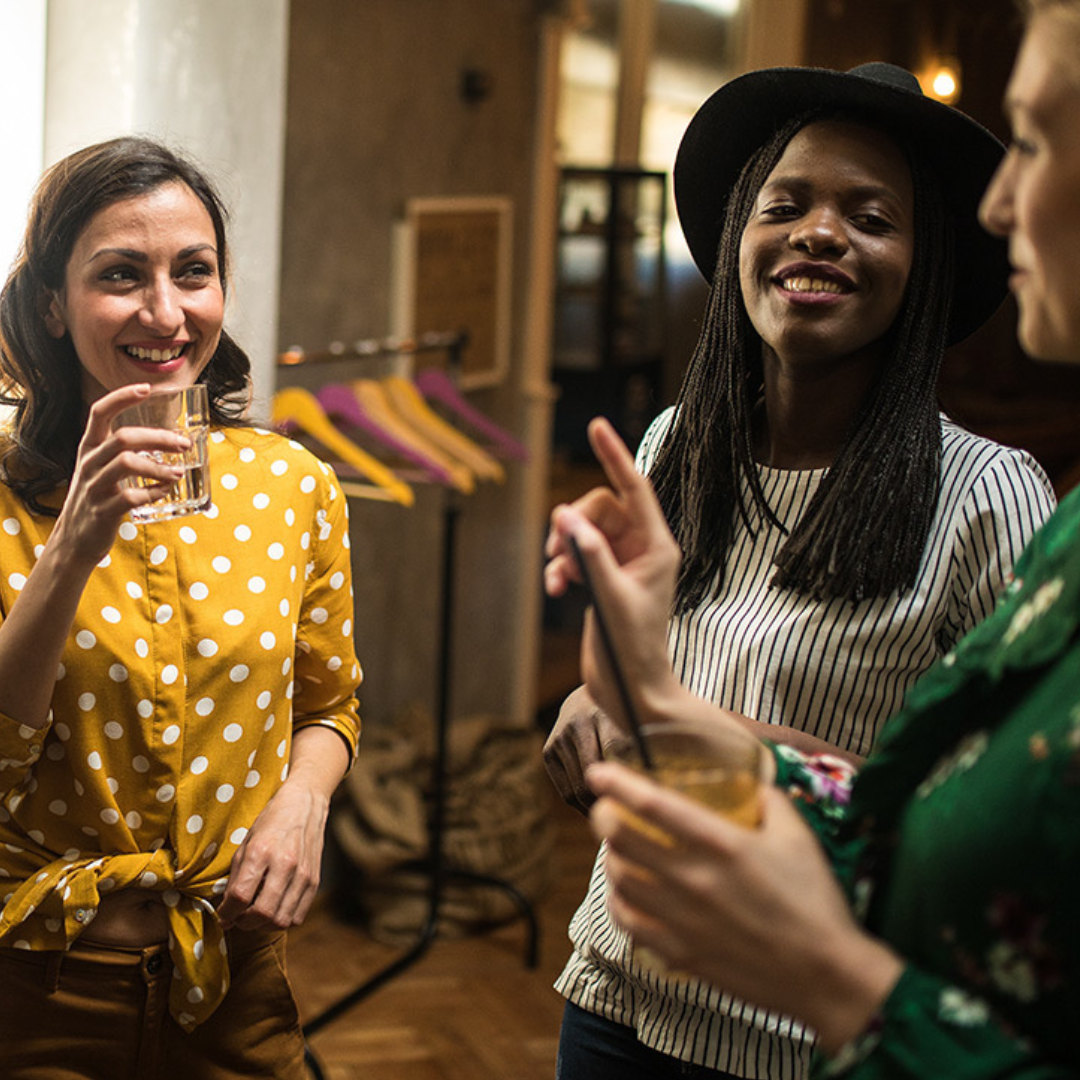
left=41, top=291, right=67, bottom=339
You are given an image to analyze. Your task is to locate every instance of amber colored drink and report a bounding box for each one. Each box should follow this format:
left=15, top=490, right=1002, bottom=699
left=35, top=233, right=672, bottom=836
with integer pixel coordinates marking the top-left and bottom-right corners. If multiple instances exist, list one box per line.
left=653, top=755, right=761, bottom=827
left=606, top=721, right=773, bottom=977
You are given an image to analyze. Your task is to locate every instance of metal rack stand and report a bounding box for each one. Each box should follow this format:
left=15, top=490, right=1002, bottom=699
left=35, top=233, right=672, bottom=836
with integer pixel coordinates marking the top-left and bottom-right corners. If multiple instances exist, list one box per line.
left=281, top=336, right=539, bottom=1079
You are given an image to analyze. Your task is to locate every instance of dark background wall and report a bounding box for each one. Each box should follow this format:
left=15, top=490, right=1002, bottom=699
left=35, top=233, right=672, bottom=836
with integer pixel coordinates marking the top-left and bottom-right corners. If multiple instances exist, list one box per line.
left=803, top=0, right=1080, bottom=487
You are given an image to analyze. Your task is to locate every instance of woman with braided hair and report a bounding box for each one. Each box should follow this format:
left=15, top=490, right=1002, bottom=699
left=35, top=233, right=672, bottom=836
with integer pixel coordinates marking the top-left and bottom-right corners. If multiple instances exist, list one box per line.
left=544, top=62, right=1056, bottom=1080
left=551, top=2, right=1080, bottom=1075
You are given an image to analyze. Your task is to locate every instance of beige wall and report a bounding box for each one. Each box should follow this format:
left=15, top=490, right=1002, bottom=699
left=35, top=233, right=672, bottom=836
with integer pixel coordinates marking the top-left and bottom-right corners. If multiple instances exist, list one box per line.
left=278, top=0, right=547, bottom=730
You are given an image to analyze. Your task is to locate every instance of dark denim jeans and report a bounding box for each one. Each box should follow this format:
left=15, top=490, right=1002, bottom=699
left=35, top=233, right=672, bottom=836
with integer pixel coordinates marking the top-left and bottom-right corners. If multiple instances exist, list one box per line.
left=556, top=1001, right=742, bottom=1080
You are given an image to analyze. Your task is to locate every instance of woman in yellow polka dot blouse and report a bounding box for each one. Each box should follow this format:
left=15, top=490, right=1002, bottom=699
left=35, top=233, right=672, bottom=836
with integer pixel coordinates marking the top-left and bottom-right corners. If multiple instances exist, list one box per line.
left=0, top=137, right=362, bottom=1078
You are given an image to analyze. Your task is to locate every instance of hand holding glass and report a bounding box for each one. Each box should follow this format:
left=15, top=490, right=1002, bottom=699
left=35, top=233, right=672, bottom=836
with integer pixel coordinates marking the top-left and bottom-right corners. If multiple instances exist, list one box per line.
left=606, top=719, right=775, bottom=976
left=112, top=385, right=211, bottom=522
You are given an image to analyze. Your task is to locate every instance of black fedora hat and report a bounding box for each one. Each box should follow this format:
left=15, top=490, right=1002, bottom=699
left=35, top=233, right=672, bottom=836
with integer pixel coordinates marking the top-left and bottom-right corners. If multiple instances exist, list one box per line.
left=674, top=62, right=1008, bottom=345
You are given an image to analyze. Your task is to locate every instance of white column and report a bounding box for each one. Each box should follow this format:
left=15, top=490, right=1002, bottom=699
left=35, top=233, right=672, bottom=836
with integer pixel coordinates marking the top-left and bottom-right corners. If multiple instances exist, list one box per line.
left=0, top=0, right=47, bottom=274
left=43, top=0, right=290, bottom=418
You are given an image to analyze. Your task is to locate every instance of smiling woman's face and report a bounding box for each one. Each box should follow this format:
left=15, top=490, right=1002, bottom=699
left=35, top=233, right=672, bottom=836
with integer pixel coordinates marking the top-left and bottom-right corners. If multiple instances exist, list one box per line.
left=979, top=6, right=1080, bottom=364
left=739, top=119, right=915, bottom=372
left=45, top=181, right=224, bottom=405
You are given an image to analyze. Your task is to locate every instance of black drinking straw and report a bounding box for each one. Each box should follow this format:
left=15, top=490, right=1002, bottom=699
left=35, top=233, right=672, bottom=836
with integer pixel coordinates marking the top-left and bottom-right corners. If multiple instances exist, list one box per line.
left=569, top=535, right=655, bottom=771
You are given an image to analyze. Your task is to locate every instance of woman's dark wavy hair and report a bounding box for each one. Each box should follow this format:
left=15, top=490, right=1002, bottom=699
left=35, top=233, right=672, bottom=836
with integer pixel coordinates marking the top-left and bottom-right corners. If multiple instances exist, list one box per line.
left=0, top=135, right=251, bottom=515
left=649, top=110, right=953, bottom=610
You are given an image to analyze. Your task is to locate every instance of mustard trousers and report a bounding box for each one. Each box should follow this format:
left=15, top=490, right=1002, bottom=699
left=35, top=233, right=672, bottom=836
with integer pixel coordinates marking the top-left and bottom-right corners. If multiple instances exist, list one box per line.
left=0, top=929, right=307, bottom=1079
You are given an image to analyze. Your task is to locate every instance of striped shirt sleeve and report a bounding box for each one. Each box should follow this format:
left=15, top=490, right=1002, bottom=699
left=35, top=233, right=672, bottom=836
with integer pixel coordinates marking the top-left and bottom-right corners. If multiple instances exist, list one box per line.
left=939, top=442, right=1056, bottom=649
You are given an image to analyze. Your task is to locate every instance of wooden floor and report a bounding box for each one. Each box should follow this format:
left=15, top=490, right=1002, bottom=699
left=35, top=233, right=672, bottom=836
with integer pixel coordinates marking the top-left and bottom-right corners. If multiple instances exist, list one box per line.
left=289, top=798, right=597, bottom=1080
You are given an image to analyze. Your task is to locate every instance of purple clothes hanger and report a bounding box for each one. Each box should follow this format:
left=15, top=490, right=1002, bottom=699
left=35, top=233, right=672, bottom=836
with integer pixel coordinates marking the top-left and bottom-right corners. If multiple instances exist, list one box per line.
left=413, top=368, right=530, bottom=462
left=316, top=383, right=458, bottom=488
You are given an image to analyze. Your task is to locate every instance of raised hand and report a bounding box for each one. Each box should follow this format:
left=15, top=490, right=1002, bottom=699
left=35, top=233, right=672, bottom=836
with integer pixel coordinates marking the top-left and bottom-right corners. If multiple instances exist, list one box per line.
left=0, top=383, right=195, bottom=731
left=544, top=418, right=681, bottom=731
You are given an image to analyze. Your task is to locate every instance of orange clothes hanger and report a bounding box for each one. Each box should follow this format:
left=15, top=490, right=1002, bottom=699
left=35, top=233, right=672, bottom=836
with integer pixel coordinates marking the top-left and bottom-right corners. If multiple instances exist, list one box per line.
left=347, top=380, right=476, bottom=494
left=379, top=375, right=505, bottom=484
left=271, top=387, right=415, bottom=506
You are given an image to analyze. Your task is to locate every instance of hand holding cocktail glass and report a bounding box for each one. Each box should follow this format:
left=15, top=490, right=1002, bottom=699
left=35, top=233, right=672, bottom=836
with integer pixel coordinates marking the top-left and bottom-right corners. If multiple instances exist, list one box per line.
left=602, top=718, right=775, bottom=976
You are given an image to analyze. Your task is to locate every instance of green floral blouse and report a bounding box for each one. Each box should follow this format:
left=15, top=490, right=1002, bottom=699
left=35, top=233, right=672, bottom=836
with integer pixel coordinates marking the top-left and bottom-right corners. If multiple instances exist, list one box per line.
left=775, top=485, right=1080, bottom=1078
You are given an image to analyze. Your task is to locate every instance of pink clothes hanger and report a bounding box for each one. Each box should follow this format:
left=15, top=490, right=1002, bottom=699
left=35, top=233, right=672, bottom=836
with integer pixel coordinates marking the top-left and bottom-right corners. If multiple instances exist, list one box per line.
left=348, top=380, right=476, bottom=494
left=380, top=375, right=505, bottom=484
left=316, top=383, right=460, bottom=490
left=413, top=368, right=529, bottom=462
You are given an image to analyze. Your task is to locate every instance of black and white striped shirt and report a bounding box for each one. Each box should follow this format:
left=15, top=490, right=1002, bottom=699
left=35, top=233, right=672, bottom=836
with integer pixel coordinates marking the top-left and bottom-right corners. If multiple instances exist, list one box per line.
left=556, top=410, right=1056, bottom=1079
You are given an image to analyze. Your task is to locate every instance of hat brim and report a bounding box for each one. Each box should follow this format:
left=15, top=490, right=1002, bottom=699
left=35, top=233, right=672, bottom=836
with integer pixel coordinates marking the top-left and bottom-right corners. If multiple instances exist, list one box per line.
left=674, top=66, right=1008, bottom=346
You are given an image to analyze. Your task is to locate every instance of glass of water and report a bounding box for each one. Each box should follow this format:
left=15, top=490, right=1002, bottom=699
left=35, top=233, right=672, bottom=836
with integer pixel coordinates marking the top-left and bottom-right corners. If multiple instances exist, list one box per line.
left=113, top=384, right=212, bottom=522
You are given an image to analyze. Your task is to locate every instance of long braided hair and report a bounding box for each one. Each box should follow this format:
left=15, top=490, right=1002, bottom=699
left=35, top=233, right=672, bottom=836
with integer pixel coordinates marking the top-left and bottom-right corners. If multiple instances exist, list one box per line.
left=649, top=111, right=953, bottom=611
left=0, top=136, right=251, bottom=516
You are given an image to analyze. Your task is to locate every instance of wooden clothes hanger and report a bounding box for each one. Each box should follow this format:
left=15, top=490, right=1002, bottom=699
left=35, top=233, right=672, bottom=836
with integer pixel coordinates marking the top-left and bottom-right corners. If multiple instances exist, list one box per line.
left=271, top=386, right=415, bottom=506
left=316, top=382, right=471, bottom=492
left=379, top=375, right=505, bottom=484
left=413, top=368, right=529, bottom=463
left=343, top=380, right=476, bottom=494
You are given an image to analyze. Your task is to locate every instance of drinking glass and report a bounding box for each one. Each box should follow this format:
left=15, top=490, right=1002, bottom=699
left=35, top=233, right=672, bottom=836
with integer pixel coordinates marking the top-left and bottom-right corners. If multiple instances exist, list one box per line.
left=113, top=385, right=211, bottom=522
left=606, top=719, right=775, bottom=976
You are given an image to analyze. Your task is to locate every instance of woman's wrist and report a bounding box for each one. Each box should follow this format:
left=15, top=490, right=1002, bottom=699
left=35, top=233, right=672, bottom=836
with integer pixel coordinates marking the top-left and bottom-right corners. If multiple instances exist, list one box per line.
left=805, top=931, right=904, bottom=1057
left=636, top=674, right=749, bottom=737
left=44, top=517, right=107, bottom=581
left=636, top=669, right=695, bottom=727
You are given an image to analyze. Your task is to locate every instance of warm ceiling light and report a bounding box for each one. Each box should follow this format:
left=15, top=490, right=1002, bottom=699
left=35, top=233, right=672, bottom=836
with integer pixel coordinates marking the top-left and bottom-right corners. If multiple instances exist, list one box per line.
left=925, top=59, right=961, bottom=104
left=671, top=0, right=741, bottom=15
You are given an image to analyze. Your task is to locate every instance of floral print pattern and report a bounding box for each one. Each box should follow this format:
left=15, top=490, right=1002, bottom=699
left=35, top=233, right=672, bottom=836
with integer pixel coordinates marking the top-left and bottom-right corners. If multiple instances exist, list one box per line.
left=938, top=986, right=992, bottom=1027
left=985, top=895, right=1063, bottom=1004
left=915, top=730, right=989, bottom=799
left=1002, top=577, right=1064, bottom=645
left=776, top=746, right=856, bottom=821
left=661, top=487, right=1080, bottom=1079
left=810, top=487, right=1080, bottom=1076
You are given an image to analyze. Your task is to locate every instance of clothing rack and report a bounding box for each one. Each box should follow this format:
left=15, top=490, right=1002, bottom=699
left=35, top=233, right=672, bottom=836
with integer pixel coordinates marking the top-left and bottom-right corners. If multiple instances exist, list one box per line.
left=278, top=333, right=539, bottom=1080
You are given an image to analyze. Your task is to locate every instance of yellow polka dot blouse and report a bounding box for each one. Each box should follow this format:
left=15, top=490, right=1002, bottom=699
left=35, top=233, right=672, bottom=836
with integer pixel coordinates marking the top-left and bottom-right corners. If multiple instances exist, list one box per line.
left=0, top=427, right=362, bottom=1029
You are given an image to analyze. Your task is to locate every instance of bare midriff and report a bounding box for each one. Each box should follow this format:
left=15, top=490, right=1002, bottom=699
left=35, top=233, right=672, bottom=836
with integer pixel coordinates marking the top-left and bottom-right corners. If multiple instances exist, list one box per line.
left=81, top=889, right=171, bottom=947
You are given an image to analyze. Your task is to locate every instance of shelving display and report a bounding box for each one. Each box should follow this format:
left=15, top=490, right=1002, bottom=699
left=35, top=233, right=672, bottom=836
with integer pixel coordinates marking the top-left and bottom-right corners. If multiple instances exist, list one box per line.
left=551, top=166, right=667, bottom=460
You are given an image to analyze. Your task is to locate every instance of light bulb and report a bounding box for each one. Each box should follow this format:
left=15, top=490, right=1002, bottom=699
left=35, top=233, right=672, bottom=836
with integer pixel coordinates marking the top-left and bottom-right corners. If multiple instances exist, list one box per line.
left=925, top=59, right=961, bottom=104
